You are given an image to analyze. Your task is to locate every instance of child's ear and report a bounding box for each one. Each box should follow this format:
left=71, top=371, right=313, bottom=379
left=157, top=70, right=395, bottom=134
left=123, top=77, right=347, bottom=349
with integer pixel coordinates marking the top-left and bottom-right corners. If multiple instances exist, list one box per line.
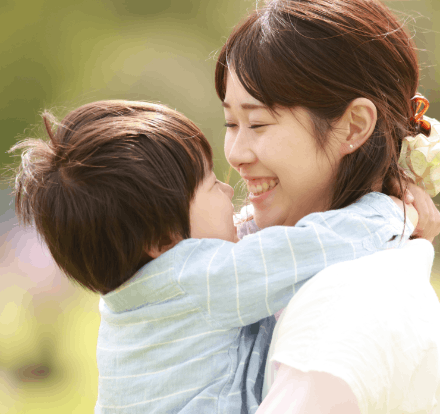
left=147, top=246, right=163, bottom=259
left=146, top=236, right=181, bottom=259
left=335, top=98, right=377, bottom=156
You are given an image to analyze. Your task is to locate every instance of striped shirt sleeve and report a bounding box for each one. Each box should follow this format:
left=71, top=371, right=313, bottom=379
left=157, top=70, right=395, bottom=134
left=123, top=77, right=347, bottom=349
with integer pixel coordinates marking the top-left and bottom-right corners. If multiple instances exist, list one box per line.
left=176, top=192, right=413, bottom=329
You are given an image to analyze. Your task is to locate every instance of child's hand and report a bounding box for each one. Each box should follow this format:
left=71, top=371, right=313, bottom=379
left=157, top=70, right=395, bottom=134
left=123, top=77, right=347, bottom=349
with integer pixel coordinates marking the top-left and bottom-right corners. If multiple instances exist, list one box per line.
left=404, top=183, right=440, bottom=242
left=389, top=196, right=419, bottom=231
left=387, top=180, right=440, bottom=243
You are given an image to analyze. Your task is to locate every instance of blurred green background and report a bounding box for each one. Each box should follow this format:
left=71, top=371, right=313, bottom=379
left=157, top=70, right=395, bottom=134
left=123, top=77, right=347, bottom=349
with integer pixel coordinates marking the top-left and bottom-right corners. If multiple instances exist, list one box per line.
left=0, top=0, right=439, bottom=413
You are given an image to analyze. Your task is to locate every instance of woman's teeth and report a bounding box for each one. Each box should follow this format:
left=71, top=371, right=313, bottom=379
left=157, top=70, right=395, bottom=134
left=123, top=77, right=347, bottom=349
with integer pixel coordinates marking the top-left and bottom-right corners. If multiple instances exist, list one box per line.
left=248, top=179, right=278, bottom=195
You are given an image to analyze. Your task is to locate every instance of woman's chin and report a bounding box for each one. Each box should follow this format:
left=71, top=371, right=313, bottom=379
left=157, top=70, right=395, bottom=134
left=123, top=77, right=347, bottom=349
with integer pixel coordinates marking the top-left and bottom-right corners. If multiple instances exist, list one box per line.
left=249, top=185, right=280, bottom=228
left=253, top=209, right=284, bottom=229
left=253, top=202, right=304, bottom=228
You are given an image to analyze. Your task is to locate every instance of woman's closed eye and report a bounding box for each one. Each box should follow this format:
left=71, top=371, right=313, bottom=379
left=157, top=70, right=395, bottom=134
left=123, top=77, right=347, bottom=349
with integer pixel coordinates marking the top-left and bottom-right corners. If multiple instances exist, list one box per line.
left=224, top=123, right=237, bottom=128
left=224, top=123, right=268, bottom=129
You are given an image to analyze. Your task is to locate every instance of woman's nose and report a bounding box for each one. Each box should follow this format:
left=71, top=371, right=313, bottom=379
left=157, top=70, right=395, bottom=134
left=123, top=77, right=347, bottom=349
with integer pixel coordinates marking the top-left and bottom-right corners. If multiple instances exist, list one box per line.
left=224, top=128, right=256, bottom=170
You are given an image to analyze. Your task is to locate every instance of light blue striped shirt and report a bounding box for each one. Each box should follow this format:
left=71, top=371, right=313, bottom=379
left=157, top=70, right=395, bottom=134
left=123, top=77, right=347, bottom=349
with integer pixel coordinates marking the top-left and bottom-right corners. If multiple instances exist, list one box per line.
left=95, top=193, right=413, bottom=414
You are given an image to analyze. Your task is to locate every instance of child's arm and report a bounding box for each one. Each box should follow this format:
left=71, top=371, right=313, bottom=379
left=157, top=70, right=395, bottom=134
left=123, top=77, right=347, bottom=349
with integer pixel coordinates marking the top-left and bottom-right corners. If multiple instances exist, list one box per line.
left=175, top=192, right=413, bottom=329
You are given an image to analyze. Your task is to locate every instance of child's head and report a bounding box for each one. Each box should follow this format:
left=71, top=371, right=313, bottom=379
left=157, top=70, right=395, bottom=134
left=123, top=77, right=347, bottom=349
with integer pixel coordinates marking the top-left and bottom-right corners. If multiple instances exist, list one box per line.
left=10, top=100, right=234, bottom=294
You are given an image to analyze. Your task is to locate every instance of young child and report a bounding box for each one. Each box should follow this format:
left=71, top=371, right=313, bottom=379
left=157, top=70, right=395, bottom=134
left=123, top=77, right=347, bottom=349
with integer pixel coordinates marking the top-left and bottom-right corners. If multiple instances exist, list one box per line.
left=10, top=100, right=415, bottom=414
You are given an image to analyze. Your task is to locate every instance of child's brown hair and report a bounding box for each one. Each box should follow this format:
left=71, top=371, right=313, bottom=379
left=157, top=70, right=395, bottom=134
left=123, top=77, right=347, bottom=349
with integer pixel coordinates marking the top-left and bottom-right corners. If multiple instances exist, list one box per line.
left=9, top=100, right=213, bottom=294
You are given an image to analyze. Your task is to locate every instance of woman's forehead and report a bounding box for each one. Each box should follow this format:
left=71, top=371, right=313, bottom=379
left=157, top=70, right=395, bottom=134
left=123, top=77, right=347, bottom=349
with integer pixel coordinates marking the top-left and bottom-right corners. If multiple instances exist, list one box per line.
left=224, top=71, right=265, bottom=107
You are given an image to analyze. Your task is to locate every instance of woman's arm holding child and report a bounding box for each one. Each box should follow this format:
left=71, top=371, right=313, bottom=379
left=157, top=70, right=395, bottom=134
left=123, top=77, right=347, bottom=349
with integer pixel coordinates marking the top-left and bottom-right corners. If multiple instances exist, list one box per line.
left=405, top=182, right=440, bottom=241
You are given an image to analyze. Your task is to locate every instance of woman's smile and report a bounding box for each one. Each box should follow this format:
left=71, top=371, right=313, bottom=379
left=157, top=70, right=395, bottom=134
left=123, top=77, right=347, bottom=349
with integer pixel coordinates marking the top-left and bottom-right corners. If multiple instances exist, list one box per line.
left=244, top=177, right=279, bottom=196
left=248, top=181, right=278, bottom=204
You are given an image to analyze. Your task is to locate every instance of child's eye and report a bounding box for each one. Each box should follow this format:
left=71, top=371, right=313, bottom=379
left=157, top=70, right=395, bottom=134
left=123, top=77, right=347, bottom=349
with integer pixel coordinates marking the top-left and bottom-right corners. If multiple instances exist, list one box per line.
left=224, top=123, right=237, bottom=128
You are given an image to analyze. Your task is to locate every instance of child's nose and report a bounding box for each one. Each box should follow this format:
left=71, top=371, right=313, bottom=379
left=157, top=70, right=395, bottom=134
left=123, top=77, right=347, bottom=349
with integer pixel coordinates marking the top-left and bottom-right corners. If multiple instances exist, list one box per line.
left=221, top=182, right=234, bottom=199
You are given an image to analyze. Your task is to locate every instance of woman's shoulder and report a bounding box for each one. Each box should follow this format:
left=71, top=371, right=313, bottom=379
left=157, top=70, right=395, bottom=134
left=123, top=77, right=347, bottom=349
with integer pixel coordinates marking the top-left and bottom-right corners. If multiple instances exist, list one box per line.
left=266, top=239, right=439, bottom=413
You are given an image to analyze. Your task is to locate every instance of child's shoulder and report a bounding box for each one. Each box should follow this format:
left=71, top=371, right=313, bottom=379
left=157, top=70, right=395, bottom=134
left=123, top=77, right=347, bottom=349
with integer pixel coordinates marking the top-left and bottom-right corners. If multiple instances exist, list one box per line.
left=293, top=192, right=405, bottom=236
left=301, top=192, right=397, bottom=223
left=172, top=237, right=235, bottom=263
left=101, top=238, right=230, bottom=310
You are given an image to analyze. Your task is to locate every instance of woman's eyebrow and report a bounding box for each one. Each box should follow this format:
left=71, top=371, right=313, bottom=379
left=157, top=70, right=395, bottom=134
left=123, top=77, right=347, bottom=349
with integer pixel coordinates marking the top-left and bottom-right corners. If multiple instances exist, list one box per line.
left=222, top=102, right=267, bottom=111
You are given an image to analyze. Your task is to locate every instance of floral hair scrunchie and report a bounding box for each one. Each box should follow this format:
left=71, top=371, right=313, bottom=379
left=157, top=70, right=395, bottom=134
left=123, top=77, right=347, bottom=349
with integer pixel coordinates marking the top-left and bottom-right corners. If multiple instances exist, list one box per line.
left=399, top=115, right=440, bottom=197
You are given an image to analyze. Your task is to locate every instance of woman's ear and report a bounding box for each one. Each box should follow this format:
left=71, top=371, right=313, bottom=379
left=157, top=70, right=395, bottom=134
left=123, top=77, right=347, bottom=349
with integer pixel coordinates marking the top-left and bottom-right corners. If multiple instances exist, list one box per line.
left=336, top=98, right=377, bottom=156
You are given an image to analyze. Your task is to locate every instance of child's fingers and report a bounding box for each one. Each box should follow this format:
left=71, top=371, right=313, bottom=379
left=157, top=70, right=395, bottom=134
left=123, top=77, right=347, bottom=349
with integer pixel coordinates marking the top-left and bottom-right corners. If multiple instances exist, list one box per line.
left=407, top=183, right=440, bottom=242
left=423, top=197, right=440, bottom=242
left=407, top=184, right=428, bottom=234
left=389, top=196, right=418, bottom=229
left=405, top=203, right=419, bottom=230
left=404, top=189, right=414, bottom=204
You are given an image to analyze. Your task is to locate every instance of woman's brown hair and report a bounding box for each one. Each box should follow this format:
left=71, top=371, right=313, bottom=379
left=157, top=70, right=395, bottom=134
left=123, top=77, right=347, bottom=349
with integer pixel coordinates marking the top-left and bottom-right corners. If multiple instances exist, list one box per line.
left=10, top=100, right=213, bottom=294
left=215, top=0, right=419, bottom=209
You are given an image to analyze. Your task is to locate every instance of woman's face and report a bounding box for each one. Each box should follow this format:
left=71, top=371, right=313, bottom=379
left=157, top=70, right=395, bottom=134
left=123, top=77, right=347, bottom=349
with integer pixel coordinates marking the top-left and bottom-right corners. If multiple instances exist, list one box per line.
left=223, top=71, right=344, bottom=228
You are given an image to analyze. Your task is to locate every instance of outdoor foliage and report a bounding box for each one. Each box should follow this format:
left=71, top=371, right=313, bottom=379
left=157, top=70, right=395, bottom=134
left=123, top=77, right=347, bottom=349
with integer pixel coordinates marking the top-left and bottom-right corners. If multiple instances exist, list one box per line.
left=0, top=0, right=439, bottom=412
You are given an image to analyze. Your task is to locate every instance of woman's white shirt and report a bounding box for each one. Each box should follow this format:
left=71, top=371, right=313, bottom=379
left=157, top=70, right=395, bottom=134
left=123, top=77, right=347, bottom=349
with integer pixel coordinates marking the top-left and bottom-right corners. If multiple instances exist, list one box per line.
left=262, top=239, right=440, bottom=414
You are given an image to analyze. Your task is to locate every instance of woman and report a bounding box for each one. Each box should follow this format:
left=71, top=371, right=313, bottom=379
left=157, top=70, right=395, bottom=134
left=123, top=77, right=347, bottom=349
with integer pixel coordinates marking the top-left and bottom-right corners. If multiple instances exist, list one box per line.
left=215, top=0, right=440, bottom=412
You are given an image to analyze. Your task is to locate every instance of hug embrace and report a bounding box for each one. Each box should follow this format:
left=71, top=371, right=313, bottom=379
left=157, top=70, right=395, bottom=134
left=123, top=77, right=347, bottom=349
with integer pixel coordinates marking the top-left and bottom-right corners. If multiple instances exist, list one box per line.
left=9, top=0, right=440, bottom=413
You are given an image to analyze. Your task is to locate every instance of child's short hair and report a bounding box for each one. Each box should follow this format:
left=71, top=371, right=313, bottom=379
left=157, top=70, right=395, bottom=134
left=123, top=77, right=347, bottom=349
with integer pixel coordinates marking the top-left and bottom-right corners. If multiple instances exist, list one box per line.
left=10, top=100, right=213, bottom=294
